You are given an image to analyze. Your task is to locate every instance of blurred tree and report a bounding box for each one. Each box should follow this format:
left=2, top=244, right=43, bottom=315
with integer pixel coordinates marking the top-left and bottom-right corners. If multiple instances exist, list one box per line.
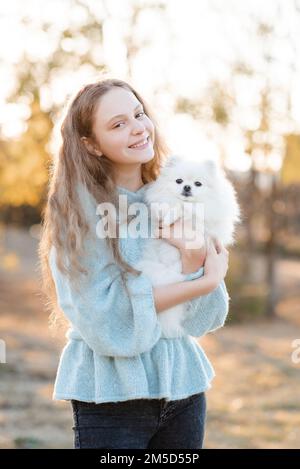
left=0, top=94, right=51, bottom=208
left=225, top=15, right=300, bottom=319
left=281, top=134, right=300, bottom=185
left=0, top=0, right=106, bottom=219
left=121, top=1, right=167, bottom=79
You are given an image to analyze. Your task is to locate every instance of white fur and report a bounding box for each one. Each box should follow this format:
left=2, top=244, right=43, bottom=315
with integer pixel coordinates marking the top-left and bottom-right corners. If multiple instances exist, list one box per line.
left=134, top=155, right=241, bottom=338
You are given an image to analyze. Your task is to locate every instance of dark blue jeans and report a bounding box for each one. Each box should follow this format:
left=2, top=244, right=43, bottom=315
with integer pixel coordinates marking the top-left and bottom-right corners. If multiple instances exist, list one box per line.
left=71, top=392, right=206, bottom=449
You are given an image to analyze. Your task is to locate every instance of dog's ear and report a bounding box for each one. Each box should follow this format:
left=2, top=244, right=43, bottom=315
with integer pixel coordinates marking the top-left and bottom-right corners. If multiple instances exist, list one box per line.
left=202, top=159, right=219, bottom=175
left=162, top=154, right=184, bottom=170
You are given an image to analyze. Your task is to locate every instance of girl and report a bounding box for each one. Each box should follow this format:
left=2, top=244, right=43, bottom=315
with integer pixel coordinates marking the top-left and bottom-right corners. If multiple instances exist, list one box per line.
left=39, top=78, right=229, bottom=449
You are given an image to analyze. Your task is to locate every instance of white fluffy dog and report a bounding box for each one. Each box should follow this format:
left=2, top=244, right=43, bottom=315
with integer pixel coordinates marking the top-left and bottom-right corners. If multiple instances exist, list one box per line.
left=134, top=155, right=241, bottom=338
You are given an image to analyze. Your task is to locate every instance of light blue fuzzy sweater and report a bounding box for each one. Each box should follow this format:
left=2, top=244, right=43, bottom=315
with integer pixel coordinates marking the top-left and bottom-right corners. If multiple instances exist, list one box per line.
left=49, top=182, right=230, bottom=403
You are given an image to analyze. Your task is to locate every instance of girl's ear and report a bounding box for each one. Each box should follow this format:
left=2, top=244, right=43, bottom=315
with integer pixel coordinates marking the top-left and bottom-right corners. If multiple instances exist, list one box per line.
left=81, top=137, right=102, bottom=156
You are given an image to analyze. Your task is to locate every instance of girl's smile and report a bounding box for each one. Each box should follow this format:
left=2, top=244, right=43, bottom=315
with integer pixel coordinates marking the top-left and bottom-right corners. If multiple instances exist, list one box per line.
left=128, top=135, right=151, bottom=149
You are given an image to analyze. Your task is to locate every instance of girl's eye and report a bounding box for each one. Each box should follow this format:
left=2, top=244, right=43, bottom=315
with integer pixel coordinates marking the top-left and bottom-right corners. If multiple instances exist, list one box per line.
left=176, top=179, right=183, bottom=184
left=113, top=112, right=145, bottom=128
left=194, top=181, right=202, bottom=187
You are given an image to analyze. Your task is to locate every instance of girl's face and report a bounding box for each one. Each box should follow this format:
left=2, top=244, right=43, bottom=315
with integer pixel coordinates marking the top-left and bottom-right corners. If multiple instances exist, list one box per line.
left=91, top=87, right=155, bottom=165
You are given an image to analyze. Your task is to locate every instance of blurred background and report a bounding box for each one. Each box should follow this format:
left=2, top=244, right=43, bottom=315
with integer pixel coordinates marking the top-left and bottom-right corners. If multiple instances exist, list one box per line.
left=0, top=0, right=300, bottom=449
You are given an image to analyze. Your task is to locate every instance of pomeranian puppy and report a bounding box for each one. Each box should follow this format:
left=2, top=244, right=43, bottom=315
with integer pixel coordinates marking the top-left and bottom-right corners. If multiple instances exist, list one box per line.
left=134, top=155, right=241, bottom=338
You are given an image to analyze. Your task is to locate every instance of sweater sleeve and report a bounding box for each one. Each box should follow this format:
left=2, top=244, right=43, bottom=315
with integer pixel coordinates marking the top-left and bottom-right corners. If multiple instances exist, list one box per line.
left=49, top=244, right=163, bottom=358
left=180, top=266, right=230, bottom=337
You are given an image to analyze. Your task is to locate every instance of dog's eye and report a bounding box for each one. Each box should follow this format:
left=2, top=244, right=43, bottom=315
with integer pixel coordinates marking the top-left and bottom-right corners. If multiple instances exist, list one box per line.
left=176, top=179, right=183, bottom=184
left=194, top=181, right=202, bottom=187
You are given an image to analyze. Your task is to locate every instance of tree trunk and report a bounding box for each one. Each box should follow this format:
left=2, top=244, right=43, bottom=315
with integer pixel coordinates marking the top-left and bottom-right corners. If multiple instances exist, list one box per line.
left=265, top=174, right=278, bottom=318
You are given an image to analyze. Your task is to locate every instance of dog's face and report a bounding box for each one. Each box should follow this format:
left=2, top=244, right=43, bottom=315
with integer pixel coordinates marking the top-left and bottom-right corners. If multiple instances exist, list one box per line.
left=159, top=155, right=220, bottom=202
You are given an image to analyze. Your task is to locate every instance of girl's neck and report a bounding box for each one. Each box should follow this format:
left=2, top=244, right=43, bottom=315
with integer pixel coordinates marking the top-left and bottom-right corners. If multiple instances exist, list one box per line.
left=113, top=166, right=144, bottom=192
left=117, top=180, right=144, bottom=192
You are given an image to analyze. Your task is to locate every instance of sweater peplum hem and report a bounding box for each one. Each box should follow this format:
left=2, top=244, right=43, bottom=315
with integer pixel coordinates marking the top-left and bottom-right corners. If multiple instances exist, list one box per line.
left=52, top=334, right=215, bottom=404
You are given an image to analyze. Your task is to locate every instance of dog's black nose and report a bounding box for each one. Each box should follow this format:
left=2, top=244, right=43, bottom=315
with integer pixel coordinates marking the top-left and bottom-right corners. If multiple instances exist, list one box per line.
left=183, top=185, right=191, bottom=192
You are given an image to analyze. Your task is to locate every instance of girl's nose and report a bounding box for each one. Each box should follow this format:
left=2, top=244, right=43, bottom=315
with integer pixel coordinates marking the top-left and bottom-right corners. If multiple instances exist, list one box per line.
left=132, top=121, right=146, bottom=133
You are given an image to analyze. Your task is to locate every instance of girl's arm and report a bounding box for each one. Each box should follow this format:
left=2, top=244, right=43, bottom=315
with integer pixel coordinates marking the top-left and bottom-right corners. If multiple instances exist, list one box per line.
left=154, top=236, right=230, bottom=337
left=153, top=237, right=228, bottom=314
left=153, top=273, right=218, bottom=313
left=179, top=240, right=230, bottom=337
left=181, top=274, right=230, bottom=337
left=49, top=243, right=163, bottom=358
left=155, top=217, right=228, bottom=300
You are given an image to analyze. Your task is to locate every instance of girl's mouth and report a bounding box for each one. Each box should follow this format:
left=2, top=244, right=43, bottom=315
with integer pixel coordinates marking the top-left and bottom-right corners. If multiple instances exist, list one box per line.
left=129, top=136, right=150, bottom=150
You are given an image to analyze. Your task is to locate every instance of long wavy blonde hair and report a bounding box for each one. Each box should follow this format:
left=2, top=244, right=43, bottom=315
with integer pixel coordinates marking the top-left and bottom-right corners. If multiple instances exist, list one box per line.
left=38, top=78, right=170, bottom=333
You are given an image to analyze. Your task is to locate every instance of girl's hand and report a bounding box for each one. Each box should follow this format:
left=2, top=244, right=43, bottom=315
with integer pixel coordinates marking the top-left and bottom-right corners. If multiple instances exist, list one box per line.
left=203, top=238, right=229, bottom=287
left=157, top=217, right=205, bottom=252
left=157, top=218, right=207, bottom=274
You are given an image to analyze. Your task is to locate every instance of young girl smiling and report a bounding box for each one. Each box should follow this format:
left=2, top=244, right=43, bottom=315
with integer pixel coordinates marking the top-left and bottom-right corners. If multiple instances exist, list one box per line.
left=39, top=78, right=229, bottom=449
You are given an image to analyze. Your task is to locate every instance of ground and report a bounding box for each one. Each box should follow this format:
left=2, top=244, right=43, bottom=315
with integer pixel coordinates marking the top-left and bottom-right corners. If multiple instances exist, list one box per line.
left=0, top=226, right=299, bottom=449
